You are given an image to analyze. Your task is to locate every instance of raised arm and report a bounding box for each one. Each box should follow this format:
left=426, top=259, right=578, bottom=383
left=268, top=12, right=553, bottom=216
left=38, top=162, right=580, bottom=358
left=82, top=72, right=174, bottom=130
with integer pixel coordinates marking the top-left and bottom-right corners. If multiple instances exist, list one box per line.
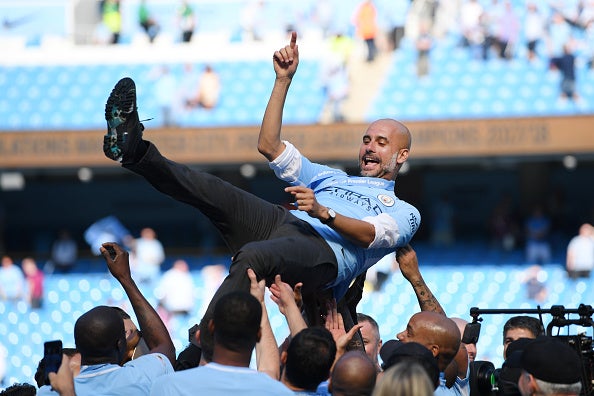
left=258, top=31, right=299, bottom=161
left=269, top=274, right=308, bottom=337
left=248, top=268, right=280, bottom=379
left=397, top=244, right=445, bottom=315
left=100, top=242, right=176, bottom=366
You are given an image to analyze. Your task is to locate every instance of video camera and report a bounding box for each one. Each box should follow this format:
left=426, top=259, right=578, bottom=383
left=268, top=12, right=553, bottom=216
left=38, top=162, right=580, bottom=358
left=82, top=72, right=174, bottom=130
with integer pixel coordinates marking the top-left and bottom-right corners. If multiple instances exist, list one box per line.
left=466, top=304, right=594, bottom=396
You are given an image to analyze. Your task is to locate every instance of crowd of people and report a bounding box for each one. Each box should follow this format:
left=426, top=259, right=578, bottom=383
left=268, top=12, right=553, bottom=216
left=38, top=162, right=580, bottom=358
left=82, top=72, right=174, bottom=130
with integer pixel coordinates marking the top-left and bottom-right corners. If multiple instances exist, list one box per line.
left=1, top=24, right=593, bottom=396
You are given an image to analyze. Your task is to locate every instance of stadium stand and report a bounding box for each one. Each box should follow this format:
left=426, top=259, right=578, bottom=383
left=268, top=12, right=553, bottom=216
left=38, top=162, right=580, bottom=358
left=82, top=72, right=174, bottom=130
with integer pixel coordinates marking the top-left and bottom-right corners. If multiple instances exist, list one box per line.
left=1, top=0, right=593, bottom=389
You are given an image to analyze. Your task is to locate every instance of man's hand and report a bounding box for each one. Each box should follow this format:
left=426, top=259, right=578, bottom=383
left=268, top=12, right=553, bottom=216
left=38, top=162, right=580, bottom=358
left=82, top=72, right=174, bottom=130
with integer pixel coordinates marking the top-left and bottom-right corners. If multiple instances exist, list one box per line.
left=273, top=31, right=299, bottom=80
left=285, top=186, right=327, bottom=220
left=324, top=299, right=363, bottom=355
left=269, top=274, right=302, bottom=316
left=100, top=242, right=131, bottom=281
left=247, top=268, right=266, bottom=303
left=48, top=354, right=75, bottom=396
left=396, top=244, right=421, bottom=283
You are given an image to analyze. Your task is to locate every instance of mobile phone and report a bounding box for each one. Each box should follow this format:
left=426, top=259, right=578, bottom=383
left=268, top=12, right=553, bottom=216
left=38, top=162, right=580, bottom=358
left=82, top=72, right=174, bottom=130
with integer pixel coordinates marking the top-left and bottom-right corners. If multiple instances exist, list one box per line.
left=105, top=245, right=117, bottom=260
left=188, top=323, right=199, bottom=344
left=43, top=340, right=63, bottom=385
left=462, top=322, right=481, bottom=344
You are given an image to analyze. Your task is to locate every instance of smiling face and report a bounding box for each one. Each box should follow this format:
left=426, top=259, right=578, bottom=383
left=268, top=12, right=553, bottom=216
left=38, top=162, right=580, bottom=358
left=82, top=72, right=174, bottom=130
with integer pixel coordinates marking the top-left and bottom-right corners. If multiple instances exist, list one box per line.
left=358, top=119, right=411, bottom=181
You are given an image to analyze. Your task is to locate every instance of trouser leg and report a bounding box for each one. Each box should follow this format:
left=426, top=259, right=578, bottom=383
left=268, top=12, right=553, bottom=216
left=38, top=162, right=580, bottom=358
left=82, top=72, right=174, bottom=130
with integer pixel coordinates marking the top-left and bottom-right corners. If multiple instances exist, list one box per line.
left=201, top=220, right=338, bottom=322
left=124, top=142, right=287, bottom=253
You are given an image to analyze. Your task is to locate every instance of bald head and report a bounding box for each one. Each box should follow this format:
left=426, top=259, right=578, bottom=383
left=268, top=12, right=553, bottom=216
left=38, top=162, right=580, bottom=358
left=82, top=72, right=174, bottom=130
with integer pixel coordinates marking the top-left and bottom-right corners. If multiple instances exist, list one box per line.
left=330, top=351, right=377, bottom=396
left=75, top=305, right=126, bottom=365
left=359, top=118, right=411, bottom=181
left=397, top=312, right=461, bottom=371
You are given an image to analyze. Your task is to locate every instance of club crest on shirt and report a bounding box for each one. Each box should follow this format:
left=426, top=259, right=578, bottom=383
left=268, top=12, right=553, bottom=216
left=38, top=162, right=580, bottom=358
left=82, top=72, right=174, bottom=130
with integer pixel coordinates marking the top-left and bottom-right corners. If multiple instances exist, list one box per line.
left=377, top=194, right=395, bottom=207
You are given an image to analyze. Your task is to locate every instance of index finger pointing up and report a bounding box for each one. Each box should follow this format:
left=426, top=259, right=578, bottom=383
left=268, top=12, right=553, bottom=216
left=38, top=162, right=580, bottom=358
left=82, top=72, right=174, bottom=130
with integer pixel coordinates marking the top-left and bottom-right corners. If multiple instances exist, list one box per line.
left=290, top=31, right=297, bottom=48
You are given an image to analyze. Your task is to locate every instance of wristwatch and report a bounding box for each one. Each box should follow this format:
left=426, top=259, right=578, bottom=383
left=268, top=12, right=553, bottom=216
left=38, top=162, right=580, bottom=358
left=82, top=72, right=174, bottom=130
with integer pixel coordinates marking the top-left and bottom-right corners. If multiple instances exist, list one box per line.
left=321, top=208, right=336, bottom=224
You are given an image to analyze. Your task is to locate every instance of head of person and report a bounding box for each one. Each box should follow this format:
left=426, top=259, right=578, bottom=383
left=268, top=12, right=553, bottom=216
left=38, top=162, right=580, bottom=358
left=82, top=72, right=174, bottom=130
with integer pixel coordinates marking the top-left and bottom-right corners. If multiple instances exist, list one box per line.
left=451, top=317, right=477, bottom=362
left=357, top=313, right=383, bottom=371
left=140, top=227, right=157, bottom=240
left=282, top=327, right=337, bottom=391
left=502, top=316, right=543, bottom=358
left=358, top=119, right=411, bottom=181
left=372, top=361, right=434, bottom=396
left=379, top=340, right=440, bottom=389
left=210, top=291, right=262, bottom=355
left=110, top=306, right=147, bottom=362
left=1, top=255, right=14, bottom=268
left=579, top=223, right=593, bottom=237
left=74, top=305, right=127, bottom=366
left=0, top=383, right=37, bottom=396
left=329, top=350, right=377, bottom=396
left=517, top=336, right=582, bottom=396
left=396, top=311, right=461, bottom=372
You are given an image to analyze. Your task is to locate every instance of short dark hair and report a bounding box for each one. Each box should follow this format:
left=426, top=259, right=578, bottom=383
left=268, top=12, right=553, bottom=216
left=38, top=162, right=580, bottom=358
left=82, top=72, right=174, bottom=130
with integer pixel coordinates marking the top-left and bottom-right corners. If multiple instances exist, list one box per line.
left=503, top=316, right=544, bottom=341
left=110, top=306, right=131, bottom=320
left=213, top=291, right=262, bottom=352
left=0, top=383, right=37, bottom=396
left=285, top=327, right=337, bottom=391
left=357, top=313, right=379, bottom=334
left=74, top=305, right=126, bottom=362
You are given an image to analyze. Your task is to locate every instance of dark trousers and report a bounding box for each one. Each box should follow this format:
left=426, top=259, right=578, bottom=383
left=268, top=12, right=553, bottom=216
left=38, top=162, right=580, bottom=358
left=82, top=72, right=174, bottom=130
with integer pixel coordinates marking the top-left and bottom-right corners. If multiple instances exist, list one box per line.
left=125, top=142, right=338, bottom=321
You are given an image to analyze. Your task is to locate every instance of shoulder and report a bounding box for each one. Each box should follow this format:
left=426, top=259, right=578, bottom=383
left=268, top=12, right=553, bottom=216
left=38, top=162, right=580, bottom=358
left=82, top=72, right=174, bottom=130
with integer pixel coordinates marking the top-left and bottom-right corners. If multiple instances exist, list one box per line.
left=125, top=352, right=174, bottom=373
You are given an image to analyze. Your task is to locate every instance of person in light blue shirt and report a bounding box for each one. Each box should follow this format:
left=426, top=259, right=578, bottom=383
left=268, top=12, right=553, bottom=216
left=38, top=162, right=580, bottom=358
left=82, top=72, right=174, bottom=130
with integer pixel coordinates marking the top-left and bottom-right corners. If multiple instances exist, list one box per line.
left=150, top=291, right=293, bottom=396
left=102, top=32, right=419, bottom=328
left=38, top=242, right=175, bottom=396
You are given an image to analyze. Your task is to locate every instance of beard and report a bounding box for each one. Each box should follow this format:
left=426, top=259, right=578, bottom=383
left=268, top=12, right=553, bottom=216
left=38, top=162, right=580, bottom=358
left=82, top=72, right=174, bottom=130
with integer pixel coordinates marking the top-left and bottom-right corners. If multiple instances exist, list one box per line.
left=359, top=152, right=399, bottom=179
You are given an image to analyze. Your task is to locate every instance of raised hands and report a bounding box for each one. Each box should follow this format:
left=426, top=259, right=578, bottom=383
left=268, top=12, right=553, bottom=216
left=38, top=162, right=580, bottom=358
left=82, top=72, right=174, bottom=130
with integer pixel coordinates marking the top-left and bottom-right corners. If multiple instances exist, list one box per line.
left=396, top=244, right=421, bottom=283
left=324, top=299, right=363, bottom=356
left=269, top=274, right=307, bottom=336
left=272, top=31, right=299, bottom=80
left=100, top=242, right=131, bottom=281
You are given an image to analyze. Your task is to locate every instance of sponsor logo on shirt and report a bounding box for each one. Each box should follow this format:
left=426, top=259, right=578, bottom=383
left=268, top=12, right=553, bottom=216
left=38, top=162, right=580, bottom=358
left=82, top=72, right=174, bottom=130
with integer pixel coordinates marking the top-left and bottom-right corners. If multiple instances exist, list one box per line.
left=409, top=212, right=419, bottom=233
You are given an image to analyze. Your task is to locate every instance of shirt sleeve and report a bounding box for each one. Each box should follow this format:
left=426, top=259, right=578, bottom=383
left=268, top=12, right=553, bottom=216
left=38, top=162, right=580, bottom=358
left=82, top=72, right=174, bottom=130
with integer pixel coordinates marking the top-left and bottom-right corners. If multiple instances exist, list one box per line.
left=268, top=140, right=303, bottom=185
left=363, top=203, right=421, bottom=248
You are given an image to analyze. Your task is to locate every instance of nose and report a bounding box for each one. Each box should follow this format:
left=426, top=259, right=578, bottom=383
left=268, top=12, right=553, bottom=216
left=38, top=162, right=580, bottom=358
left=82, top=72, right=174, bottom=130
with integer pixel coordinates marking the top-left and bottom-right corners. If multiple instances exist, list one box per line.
left=396, top=331, right=405, bottom=341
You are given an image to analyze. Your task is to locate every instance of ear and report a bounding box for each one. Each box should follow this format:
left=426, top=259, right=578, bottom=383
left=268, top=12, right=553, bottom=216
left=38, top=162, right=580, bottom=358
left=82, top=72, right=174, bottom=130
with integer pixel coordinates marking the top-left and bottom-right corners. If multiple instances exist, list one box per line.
left=280, top=351, right=288, bottom=366
left=429, top=343, right=439, bottom=358
left=195, top=329, right=202, bottom=347
left=256, top=327, right=262, bottom=343
left=397, top=148, right=409, bottom=164
left=208, top=319, right=215, bottom=335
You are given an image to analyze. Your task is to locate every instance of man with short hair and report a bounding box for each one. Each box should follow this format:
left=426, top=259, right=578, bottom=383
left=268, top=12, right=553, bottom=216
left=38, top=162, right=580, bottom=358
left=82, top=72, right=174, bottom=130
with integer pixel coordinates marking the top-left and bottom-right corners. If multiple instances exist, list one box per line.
left=150, top=291, right=293, bottom=395
left=517, top=336, right=583, bottom=396
left=38, top=242, right=175, bottom=395
left=281, top=327, right=337, bottom=393
left=356, top=313, right=383, bottom=373
left=502, top=315, right=543, bottom=358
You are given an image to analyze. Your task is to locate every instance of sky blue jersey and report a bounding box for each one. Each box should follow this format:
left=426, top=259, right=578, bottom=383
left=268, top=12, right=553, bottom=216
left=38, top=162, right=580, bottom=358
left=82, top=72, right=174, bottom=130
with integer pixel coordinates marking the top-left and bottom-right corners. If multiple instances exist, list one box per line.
left=270, top=142, right=421, bottom=299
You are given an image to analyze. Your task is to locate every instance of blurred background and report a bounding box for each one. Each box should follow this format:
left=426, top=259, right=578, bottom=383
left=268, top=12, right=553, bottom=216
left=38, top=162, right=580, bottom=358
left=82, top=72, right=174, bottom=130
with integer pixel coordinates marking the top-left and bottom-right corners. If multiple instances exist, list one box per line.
left=0, top=0, right=593, bottom=388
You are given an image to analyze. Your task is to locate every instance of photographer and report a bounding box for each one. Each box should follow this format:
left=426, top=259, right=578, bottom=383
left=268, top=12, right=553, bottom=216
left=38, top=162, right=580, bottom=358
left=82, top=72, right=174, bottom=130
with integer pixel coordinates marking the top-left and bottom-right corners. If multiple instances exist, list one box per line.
left=517, top=336, right=582, bottom=396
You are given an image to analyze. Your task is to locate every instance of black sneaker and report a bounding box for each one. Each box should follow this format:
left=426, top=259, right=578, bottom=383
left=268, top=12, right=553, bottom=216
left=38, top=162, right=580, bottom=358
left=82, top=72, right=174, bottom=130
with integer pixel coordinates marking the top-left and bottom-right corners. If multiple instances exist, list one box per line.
left=103, top=77, right=144, bottom=162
